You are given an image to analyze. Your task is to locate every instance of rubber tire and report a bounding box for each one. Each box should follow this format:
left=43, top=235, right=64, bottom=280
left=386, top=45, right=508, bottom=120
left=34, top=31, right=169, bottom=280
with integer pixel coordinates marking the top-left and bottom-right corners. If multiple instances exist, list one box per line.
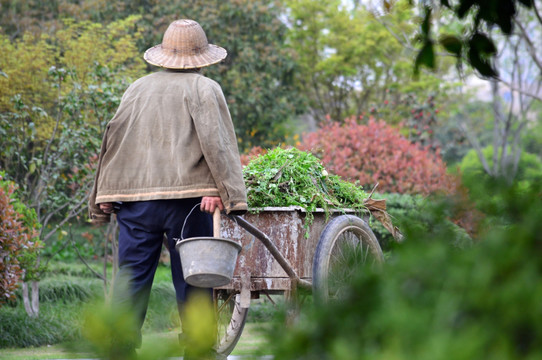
left=215, top=292, right=248, bottom=358
left=312, top=215, right=384, bottom=302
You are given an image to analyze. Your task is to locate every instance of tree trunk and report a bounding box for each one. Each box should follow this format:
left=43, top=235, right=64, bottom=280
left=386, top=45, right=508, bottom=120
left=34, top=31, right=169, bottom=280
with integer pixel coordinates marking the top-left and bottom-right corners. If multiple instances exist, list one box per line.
left=22, top=281, right=39, bottom=318
left=491, top=79, right=503, bottom=178
left=22, top=282, right=32, bottom=316
left=31, top=281, right=39, bottom=315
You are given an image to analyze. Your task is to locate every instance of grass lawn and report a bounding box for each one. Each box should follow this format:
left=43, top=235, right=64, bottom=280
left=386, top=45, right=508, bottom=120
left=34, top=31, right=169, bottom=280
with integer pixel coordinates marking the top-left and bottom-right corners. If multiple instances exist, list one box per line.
left=0, top=322, right=271, bottom=360
left=1, top=258, right=274, bottom=360
left=1, top=220, right=280, bottom=360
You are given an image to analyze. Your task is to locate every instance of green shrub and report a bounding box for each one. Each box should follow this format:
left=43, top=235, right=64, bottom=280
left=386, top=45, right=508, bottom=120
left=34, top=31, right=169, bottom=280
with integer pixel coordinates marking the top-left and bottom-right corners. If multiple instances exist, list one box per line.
left=0, top=297, right=87, bottom=348
left=0, top=307, right=70, bottom=348
left=268, top=182, right=542, bottom=359
left=38, top=278, right=97, bottom=303
left=41, top=224, right=107, bottom=262
left=523, top=120, right=542, bottom=157
left=0, top=272, right=104, bottom=348
left=369, top=192, right=424, bottom=249
left=459, top=146, right=542, bottom=210
left=369, top=192, right=472, bottom=250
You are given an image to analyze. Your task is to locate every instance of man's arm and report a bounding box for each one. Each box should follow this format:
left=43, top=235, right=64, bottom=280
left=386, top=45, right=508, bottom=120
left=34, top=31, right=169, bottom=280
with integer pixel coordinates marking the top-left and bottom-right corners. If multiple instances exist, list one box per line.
left=192, top=80, right=248, bottom=214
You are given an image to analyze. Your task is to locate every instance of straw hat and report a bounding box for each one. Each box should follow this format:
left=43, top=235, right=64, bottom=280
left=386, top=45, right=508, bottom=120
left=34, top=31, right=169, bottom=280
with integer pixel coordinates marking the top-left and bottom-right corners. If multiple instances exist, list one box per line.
left=144, top=19, right=227, bottom=69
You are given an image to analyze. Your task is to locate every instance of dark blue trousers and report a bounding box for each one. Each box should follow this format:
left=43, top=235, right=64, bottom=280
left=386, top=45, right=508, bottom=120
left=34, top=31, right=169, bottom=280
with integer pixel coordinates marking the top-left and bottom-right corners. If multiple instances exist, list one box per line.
left=113, top=198, right=213, bottom=346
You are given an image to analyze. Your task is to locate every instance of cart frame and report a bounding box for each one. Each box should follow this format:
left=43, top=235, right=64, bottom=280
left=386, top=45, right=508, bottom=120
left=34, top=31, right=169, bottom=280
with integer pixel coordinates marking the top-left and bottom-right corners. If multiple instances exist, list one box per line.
left=212, top=206, right=384, bottom=357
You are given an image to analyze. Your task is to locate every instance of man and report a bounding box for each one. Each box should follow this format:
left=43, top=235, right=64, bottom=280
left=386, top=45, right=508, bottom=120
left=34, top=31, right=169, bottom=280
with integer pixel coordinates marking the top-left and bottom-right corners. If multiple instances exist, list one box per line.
left=88, top=19, right=247, bottom=358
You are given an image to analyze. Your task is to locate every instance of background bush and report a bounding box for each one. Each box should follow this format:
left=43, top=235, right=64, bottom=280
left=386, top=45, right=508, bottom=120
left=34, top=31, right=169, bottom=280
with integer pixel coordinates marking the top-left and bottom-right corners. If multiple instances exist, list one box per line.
left=41, top=224, right=109, bottom=262
left=0, top=173, right=40, bottom=304
left=368, top=192, right=423, bottom=249
left=299, top=117, right=456, bottom=195
left=459, top=146, right=542, bottom=212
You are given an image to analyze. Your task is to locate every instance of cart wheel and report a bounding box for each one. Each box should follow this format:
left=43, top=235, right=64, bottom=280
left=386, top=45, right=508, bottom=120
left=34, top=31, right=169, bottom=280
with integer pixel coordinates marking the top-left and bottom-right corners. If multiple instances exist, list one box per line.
left=312, top=215, right=384, bottom=302
left=215, top=290, right=248, bottom=358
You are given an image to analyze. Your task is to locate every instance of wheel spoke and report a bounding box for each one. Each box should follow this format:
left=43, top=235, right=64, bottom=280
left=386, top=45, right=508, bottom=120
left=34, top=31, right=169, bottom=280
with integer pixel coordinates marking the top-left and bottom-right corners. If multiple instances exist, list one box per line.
left=326, top=227, right=381, bottom=298
left=214, top=291, right=248, bottom=357
left=313, top=215, right=383, bottom=302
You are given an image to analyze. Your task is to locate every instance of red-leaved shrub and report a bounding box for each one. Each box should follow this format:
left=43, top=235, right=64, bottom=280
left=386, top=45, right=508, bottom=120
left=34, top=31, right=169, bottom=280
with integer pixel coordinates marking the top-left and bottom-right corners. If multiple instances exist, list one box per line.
left=299, top=117, right=456, bottom=195
left=240, top=146, right=268, bottom=166
left=0, top=182, right=31, bottom=303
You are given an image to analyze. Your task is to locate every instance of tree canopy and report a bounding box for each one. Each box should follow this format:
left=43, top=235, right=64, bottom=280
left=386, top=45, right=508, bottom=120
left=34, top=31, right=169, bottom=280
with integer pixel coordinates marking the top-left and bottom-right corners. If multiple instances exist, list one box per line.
left=0, top=0, right=306, bottom=150
left=285, top=0, right=455, bottom=124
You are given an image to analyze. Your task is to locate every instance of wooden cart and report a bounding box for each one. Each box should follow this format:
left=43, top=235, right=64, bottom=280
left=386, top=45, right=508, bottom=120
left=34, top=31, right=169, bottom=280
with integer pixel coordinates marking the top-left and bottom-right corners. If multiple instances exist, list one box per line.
left=212, top=206, right=384, bottom=357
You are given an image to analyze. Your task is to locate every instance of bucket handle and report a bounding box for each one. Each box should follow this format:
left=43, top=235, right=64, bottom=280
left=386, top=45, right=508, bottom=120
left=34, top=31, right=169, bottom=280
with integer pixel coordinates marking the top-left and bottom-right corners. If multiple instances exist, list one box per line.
left=179, top=202, right=221, bottom=240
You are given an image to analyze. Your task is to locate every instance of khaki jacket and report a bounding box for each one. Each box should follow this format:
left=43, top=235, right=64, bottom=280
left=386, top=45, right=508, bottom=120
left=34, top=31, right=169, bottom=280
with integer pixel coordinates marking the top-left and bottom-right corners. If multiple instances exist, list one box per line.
left=88, top=70, right=247, bottom=223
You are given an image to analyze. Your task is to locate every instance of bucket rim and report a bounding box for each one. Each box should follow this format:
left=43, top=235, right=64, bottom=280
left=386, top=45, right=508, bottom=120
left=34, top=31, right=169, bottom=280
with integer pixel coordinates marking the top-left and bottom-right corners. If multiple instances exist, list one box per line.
left=175, top=236, right=242, bottom=252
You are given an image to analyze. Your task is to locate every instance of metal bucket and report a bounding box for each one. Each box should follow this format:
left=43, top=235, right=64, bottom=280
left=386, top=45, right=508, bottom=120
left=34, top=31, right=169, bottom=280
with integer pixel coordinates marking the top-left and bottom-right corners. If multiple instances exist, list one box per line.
left=175, top=208, right=241, bottom=288
left=176, top=236, right=241, bottom=287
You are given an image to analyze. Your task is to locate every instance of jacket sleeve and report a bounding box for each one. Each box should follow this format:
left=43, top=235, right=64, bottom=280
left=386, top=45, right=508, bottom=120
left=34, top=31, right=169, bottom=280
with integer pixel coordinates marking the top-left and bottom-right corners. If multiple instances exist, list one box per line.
left=88, top=127, right=112, bottom=225
left=192, top=79, right=248, bottom=214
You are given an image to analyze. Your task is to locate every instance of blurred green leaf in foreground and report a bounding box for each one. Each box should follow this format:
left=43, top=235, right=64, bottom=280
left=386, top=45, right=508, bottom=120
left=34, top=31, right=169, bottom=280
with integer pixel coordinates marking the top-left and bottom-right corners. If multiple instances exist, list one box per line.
left=269, top=179, right=542, bottom=359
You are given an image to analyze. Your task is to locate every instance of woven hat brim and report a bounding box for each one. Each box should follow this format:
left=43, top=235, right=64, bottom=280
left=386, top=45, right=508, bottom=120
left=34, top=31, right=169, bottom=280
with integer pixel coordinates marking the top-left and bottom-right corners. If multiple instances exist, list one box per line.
left=144, top=44, right=227, bottom=69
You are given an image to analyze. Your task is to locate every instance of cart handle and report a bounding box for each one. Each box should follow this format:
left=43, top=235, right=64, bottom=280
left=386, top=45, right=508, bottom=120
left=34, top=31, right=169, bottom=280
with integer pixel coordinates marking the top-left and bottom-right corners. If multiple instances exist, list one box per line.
left=213, top=207, right=221, bottom=238
left=227, top=214, right=312, bottom=291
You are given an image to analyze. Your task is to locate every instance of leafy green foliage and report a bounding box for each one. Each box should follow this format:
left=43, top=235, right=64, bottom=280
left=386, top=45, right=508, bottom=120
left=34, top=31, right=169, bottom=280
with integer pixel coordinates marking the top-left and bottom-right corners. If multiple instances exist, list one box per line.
left=1, top=0, right=306, bottom=151
left=0, top=18, right=144, bottom=255
left=523, top=118, right=542, bottom=157
left=243, top=147, right=368, bottom=212
left=459, top=146, right=542, bottom=212
left=414, top=6, right=436, bottom=75
left=286, top=0, right=452, bottom=123
left=299, top=117, right=456, bottom=195
left=368, top=192, right=424, bottom=249
left=41, top=223, right=108, bottom=262
left=402, top=94, right=440, bottom=150
left=81, top=302, right=142, bottom=360
left=180, top=291, right=218, bottom=359
left=268, top=181, right=542, bottom=359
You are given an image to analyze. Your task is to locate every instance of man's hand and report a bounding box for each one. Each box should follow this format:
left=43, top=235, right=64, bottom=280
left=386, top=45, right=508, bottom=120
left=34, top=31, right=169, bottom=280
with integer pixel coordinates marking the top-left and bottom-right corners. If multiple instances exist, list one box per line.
left=200, top=196, right=224, bottom=214
left=99, top=202, right=115, bottom=214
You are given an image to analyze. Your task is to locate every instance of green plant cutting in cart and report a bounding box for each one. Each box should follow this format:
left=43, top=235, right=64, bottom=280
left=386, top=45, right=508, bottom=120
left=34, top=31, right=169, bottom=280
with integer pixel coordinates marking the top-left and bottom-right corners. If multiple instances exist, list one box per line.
left=243, top=148, right=401, bottom=240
